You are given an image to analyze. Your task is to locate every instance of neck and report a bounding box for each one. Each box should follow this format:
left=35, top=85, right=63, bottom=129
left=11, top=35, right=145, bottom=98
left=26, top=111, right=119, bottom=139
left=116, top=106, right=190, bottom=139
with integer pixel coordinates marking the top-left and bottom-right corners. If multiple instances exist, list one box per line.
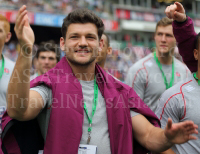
left=97, top=61, right=105, bottom=69
left=0, top=53, right=2, bottom=60
left=156, top=50, right=173, bottom=65
left=67, top=60, right=96, bottom=81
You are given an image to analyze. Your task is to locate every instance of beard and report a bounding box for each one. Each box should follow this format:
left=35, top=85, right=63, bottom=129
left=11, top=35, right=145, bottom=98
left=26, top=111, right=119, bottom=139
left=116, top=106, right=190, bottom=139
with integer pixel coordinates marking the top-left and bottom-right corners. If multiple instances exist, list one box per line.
left=67, top=56, right=96, bottom=67
left=65, top=47, right=99, bottom=67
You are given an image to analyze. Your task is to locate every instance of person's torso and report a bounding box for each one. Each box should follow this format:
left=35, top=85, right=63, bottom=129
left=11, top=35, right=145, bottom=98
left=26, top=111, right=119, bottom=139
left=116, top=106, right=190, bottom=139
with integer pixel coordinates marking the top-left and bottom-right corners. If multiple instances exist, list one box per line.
left=166, top=75, right=200, bottom=154
left=79, top=79, right=111, bottom=154
left=0, top=56, right=15, bottom=107
left=0, top=56, right=14, bottom=134
left=131, top=54, right=189, bottom=112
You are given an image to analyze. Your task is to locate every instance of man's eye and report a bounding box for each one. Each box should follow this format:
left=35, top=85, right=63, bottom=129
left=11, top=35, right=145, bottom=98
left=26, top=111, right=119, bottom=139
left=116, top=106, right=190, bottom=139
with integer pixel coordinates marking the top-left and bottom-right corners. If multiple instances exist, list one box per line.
left=71, top=36, right=78, bottom=38
left=166, top=34, right=173, bottom=37
left=88, top=36, right=95, bottom=39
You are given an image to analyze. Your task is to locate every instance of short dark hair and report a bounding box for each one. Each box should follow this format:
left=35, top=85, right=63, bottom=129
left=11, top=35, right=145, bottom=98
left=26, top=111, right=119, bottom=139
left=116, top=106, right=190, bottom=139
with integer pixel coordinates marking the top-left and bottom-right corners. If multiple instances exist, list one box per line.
left=36, top=40, right=61, bottom=62
left=61, top=9, right=104, bottom=40
left=103, top=33, right=110, bottom=47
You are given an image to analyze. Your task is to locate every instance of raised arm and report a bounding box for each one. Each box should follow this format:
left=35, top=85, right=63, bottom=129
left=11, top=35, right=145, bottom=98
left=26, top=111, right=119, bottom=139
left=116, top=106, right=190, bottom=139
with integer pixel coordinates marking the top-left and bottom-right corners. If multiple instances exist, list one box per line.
left=165, top=2, right=197, bottom=72
left=7, top=5, right=44, bottom=121
left=132, top=115, right=198, bottom=153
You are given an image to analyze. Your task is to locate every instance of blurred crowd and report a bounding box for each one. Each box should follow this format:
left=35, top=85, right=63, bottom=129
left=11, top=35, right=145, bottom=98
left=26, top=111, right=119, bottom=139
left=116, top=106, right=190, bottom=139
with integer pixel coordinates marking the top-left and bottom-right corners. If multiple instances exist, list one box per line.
left=3, top=40, right=154, bottom=82
left=1, top=0, right=183, bottom=82
left=0, top=0, right=113, bottom=19
left=105, top=46, right=152, bottom=81
left=3, top=41, right=19, bottom=62
left=3, top=40, right=182, bottom=82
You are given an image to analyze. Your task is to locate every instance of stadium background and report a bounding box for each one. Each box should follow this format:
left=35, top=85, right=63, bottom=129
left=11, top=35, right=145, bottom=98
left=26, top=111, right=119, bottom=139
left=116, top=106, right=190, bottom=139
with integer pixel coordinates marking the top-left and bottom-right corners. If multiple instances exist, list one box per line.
left=0, top=0, right=199, bottom=81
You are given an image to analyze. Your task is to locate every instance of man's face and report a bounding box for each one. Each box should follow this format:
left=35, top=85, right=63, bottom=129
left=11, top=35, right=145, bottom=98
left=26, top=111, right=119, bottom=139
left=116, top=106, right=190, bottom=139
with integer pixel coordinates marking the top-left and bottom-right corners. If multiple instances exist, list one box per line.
left=37, top=51, right=57, bottom=74
left=154, top=25, right=176, bottom=54
left=96, top=34, right=110, bottom=65
left=0, top=21, right=9, bottom=51
left=60, top=23, right=103, bottom=66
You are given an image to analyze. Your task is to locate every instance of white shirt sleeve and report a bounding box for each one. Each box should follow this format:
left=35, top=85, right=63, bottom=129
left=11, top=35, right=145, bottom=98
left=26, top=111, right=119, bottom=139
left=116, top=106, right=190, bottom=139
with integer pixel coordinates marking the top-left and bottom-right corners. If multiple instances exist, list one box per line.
left=130, top=110, right=139, bottom=117
left=155, top=92, right=181, bottom=129
left=125, top=67, right=146, bottom=100
left=30, top=84, right=52, bottom=108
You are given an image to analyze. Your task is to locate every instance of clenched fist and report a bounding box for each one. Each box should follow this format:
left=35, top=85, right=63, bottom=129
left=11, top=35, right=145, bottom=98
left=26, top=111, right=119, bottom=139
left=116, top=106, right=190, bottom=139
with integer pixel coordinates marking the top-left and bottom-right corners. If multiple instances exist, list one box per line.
left=165, top=2, right=186, bottom=22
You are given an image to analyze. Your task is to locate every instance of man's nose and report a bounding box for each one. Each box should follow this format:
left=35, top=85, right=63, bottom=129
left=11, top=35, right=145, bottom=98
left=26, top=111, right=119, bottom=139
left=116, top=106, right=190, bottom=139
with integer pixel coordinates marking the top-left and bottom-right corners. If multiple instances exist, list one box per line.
left=79, top=36, right=88, bottom=47
left=161, top=35, right=166, bottom=42
left=44, top=58, right=49, bottom=63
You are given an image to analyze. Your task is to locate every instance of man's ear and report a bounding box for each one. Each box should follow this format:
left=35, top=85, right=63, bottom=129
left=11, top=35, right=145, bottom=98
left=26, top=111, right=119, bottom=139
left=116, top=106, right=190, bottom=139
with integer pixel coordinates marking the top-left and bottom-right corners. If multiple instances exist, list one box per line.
left=194, top=49, right=198, bottom=60
left=5, top=32, right=11, bottom=43
left=60, top=37, right=65, bottom=51
left=107, top=47, right=112, bottom=55
left=99, top=38, right=103, bottom=50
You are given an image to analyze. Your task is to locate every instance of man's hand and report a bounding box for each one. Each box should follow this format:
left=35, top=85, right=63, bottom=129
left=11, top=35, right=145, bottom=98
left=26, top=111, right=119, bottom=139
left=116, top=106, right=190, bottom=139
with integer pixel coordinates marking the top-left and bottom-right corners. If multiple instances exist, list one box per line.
left=14, top=5, right=35, bottom=55
left=132, top=115, right=198, bottom=152
left=164, top=118, right=198, bottom=144
left=165, top=2, right=186, bottom=22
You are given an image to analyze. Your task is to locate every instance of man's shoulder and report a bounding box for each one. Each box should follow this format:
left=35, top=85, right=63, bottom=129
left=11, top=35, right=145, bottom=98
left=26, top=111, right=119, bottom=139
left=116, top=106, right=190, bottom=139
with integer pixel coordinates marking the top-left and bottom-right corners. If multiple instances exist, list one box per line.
left=174, top=57, right=188, bottom=69
left=160, top=77, right=193, bottom=102
left=106, top=71, right=132, bottom=92
left=128, top=54, right=153, bottom=73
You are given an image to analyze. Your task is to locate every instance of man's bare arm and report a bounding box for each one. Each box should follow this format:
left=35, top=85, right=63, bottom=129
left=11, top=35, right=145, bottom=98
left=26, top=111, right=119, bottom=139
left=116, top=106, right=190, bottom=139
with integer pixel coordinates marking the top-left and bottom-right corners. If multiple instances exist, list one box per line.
left=132, top=115, right=198, bottom=153
left=7, top=5, right=43, bottom=121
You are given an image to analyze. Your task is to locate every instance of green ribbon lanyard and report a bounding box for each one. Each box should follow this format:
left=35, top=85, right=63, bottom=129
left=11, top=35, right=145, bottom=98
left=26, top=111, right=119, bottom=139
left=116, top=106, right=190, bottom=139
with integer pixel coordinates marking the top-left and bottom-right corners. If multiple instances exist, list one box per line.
left=0, top=55, right=5, bottom=79
left=193, top=72, right=200, bottom=85
left=83, top=76, right=98, bottom=144
left=154, top=52, right=174, bottom=89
